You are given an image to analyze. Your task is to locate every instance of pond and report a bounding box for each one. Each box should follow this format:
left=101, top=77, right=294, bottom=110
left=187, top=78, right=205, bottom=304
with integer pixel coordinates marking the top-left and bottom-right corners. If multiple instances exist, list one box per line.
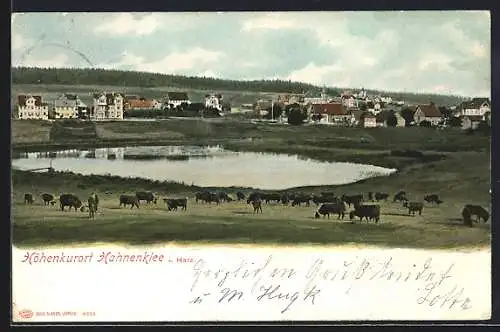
left=11, top=145, right=397, bottom=190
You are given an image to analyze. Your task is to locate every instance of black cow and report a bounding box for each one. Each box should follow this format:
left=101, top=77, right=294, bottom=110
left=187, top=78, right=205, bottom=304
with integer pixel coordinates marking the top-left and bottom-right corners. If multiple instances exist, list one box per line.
left=314, top=202, right=346, bottom=219
left=374, top=192, right=389, bottom=201
left=136, top=191, right=156, bottom=204
left=393, top=192, right=408, bottom=203
left=41, top=193, right=54, bottom=205
left=236, top=191, right=245, bottom=201
left=341, top=194, right=363, bottom=207
left=24, top=193, right=34, bottom=204
left=424, top=194, right=443, bottom=205
left=393, top=191, right=408, bottom=202
left=59, top=194, right=82, bottom=212
left=165, top=198, right=188, bottom=211
left=349, top=204, right=381, bottom=223
left=291, top=195, right=311, bottom=207
left=120, top=195, right=140, bottom=209
left=218, top=192, right=231, bottom=202
left=403, top=201, right=424, bottom=216
left=462, top=204, right=489, bottom=224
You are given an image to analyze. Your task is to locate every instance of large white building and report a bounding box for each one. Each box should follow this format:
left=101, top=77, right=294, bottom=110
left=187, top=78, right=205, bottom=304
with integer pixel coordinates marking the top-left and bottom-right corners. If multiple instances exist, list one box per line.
left=458, top=98, right=490, bottom=118
left=205, top=93, right=223, bottom=111
left=17, top=95, right=49, bottom=120
left=91, top=93, right=124, bottom=121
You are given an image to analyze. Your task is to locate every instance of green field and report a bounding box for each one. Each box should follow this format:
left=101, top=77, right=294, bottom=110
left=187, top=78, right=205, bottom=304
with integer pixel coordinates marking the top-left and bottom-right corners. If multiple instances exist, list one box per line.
left=11, top=115, right=491, bottom=249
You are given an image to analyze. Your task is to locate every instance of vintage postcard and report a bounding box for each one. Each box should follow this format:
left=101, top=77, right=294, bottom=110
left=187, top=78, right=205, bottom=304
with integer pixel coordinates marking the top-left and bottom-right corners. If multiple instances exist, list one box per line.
left=11, top=11, right=491, bottom=323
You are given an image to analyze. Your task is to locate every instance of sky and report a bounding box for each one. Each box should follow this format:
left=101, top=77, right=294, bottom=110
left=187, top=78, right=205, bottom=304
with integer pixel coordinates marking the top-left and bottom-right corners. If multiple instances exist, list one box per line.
left=11, top=11, right=490, bottom=97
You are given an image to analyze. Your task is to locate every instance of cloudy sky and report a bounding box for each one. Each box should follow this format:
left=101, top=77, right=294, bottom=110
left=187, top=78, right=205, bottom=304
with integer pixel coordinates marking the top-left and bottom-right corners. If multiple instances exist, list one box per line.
left=11, top=11, right=490, bottom=97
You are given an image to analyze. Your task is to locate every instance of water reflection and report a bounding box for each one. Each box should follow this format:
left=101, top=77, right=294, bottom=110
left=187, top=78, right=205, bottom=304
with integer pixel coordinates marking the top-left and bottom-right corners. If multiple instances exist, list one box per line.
left=11, top=145, right=397, bottom=190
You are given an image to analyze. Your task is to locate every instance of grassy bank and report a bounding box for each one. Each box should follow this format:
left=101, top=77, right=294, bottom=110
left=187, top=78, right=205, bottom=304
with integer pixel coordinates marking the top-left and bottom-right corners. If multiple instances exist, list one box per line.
left=11, top=146, right=491, bottom=248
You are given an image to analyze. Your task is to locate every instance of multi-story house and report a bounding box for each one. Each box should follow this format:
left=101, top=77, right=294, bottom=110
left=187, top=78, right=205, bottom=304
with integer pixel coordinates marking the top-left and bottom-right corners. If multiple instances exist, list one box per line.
left=458, top=98, right=490, bottom=118
left=53, top=94, right=81, bottom=119
left=205, top=94, right=223, bottom=111
left=91, top=93, right=124, bottom=121
left=17, top=95, right=49, bottom=120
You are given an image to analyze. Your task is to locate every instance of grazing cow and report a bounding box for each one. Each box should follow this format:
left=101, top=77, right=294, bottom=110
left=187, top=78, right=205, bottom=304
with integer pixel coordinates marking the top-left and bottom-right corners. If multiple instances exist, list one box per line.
left=120, top=195, right=140, bottom=209
left=236, top=191, right=245, bottom=201
left=462, top=204, right=489, bottom=223
left=314, top=202, right=346, bottom=219
left=291, top=195, right=311, bottom=207
left=374, top=192, right=389, bottom=201
left=424, top=194, right=443, bottom=205
left=393, top=192, right=408, bottom=203
left=341, top=194, right=363, bottom=207
left=164, top=198, right=188, bottom=211
left=251, top=199, right=263, bottom=214
left=59, top=194, right=82, bottom=212
left=41, top=193, right=54, bottom=205
left=87, top=195, right=97, bottom=219
left=136, top=191, right=156, bottom=204
left=403, top=201, right=424, bottom=216
left=218, top=192, right=231, bottom=203
left=349, top=204, right=381, bottom=223
left=368, top=192, right=374, bottom=201
left=393, top=191, right=407, bottom=202
left=24, top=193, right=34, bottom=204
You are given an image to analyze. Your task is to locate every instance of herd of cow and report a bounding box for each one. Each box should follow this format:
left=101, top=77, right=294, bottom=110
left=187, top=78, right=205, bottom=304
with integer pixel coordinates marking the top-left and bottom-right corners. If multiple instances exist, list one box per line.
left=21, top=188, right=489, bottom=227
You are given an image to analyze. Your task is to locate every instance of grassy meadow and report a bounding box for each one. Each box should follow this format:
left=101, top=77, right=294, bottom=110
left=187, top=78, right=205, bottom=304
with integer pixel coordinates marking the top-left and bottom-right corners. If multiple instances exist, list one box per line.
left=11, top=112, right=491, bottom=249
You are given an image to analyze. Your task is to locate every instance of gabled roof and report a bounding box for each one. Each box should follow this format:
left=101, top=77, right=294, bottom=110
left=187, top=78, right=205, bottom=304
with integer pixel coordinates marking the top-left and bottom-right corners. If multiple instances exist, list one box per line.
left=460, top=98, right=490, bottom=109
left=127, top=99, right=155, bottom=109
left=167, top=92, right=189, bottom=101
left=64, top=93, right=78, bottom=100
left=311, top=103, right=347, bottom=116
left=416, top=104, right=442, bottom=117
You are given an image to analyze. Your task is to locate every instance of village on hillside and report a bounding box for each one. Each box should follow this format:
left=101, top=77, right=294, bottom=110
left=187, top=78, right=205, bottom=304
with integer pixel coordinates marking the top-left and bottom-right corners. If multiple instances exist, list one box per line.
left=14, top=87, right=491, bottom=131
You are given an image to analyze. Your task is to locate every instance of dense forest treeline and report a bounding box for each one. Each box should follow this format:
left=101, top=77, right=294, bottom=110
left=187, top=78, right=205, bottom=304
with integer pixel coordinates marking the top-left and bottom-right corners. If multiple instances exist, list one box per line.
left=12, top=67, right=468, bottom=105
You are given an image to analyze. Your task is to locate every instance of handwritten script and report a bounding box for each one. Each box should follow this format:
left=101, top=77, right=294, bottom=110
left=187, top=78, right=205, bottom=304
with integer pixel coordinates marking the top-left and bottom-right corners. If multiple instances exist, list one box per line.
left=188, top=255, right=472, bottom=314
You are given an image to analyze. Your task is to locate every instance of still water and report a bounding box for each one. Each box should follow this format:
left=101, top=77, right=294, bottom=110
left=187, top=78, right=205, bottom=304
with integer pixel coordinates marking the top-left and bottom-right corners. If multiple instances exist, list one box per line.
left=11, top=145, right=397, bottom=190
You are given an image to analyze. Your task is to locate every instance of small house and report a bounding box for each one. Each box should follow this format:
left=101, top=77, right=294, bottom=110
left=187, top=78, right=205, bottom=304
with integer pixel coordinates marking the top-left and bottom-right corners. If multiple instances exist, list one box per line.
left=458, top=98, right=490, bottom=118
left=165, top=92, right=190, bottom=109
left=310, top=103, right=353, bottom=126
left=360, top=111, right=377, bottom=128
left=413, top=104, right=442, bottom=126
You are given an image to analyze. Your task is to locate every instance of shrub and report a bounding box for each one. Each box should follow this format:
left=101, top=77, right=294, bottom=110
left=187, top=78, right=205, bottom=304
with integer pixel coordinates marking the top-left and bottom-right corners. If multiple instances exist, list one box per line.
left=419, top=120, right=432, bottom=128
left=288, top=108, right=307, bottom=126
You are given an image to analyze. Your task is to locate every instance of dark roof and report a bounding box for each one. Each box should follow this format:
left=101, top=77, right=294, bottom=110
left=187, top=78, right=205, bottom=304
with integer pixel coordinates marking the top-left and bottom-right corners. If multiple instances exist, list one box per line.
left=167, top=92, right=189, bottom=101
left=64, top=94, right=78, bottom=100
left=416, top=104, right=442, bottom=117
left=311, top=103, right=347, bottom=116
left=18, top=95, right=42, bottom=106
left=461, top=98, right=490, bottom=109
